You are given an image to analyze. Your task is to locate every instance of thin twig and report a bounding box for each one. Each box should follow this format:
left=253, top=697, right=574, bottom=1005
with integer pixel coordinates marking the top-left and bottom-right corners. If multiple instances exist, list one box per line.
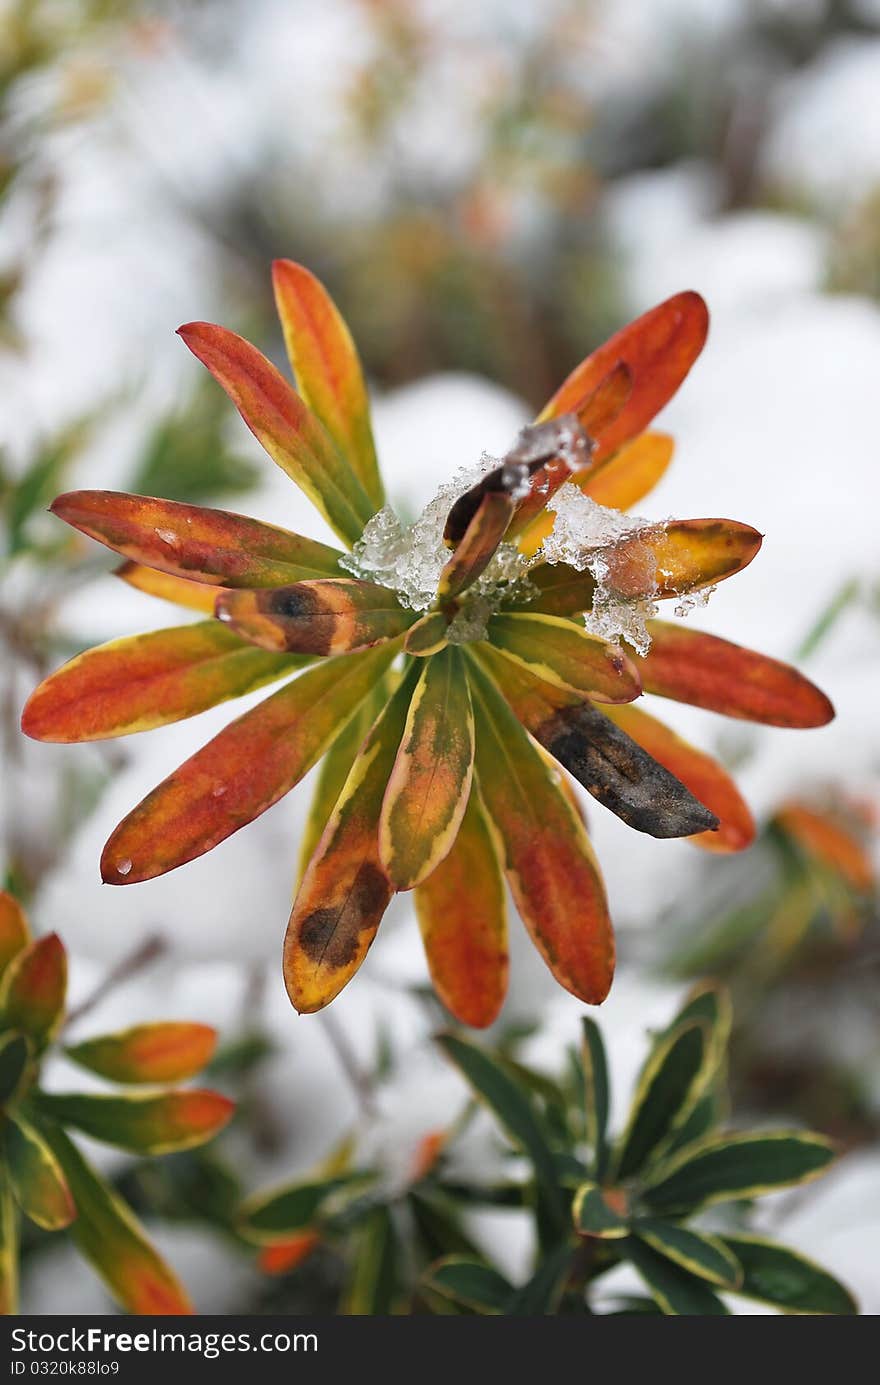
left=318, top=1009, right=378, bottom=1119
left=65, top=933, right=167, bottom=1029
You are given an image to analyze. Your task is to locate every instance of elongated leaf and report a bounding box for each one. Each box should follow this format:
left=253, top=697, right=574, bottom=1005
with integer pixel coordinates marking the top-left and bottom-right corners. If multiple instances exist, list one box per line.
left=642, top=1131, right=836, bottom=1214
left=466, top=656, right=614, bottom=1005
left=776, top=803, right=873, bottom=892
left=582, top=1018, right=610, bottom=1180
left=217, top=578, right=413, bottom=655
left=0, top=935, right=66, bottom=1046
left=506, top=1243, right=574, bottom=1316
left=51, top=490, right=344, bottom=586
left=614, top=1021, right=708, bottom=1181
left=423, top=1256, right=513, bottom=1313
left=65, top=1022, right=217, bottom=1085
left=404, top=610, right=450, bottom=656
left=668, top=984, right=732, bottom=1071
left=626, top=1236, right=729, bottom=1315
left=380, top=647, right=474, bottom=890
left=178, top=323, right=374, bottom=544
left=34, top=1089, right=234, bottom=1156
left=603, top=703, right=754, bottom=852
left=3, top=1113, right=75, bottom=1230
left=479, top=647, right=716, bottom=840
left=415, top=785, right=508, bottom=1028
left=239, top=1175, right=369, bottom=1243
left=0, top=892, right=29, bottom=979
left=487, top=612, right=641, bottom=704
left=115, top=561, right=220, bottom=613
left=284, top=668, right=418, bottom=1013
left=517, top=430, right=674, bottom=556
left=0, top=1165, right=18, bottom=1316
left=343, top=1207, right=397, bottom=1315
left=22, top=623, right=300, bottom=743
left=539, top=292, right=708, bottom=458
left=100, top=645, right=396, bottom=884
left=720, top=1235, right=857, bottom=1315
left=0, top=1033, right=30, bottom=1106
left=437, top=491, right=516, bottom=600
left=635, top=1220, right=741, bottom=1290
left=506, top=366, right=634, bottom=538
left=258, top=1231, right=321, bottom=1275
left=638, top=622, right=835, bottom=727
left=273, top=259, right=383, bottom=510
left=436, top=1033, right=567, bottom=1232
left=38, top=1122, right=192, bottom=1314
left=296, top=679, right=390, bottom=885
left=572, top=1181, right=628, bottom=1238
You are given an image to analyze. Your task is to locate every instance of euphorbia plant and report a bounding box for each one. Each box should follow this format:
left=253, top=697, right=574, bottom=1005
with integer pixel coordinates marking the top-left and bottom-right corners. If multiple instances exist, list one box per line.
left=0, top=891, right=233, bottom=1315
left=424, top=987, right=857, bottom=1315
left=21, top=263, right=833, bottom=1024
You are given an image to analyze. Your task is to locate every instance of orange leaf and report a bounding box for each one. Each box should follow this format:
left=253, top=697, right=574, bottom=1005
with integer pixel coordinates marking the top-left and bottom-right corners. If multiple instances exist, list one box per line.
left=35, top=1090, right=234, bottom=1155
left=273, top=259, right=384, bottom=509
left=22, top=623, right=300, bottom=743
left=216, top=579, right=414, bottom=655
left=538, top=291, right=708, bottom=463
left=65, top=1022, right=217, bottom=1085
left=0, top=892, right=30, bottom=980
left=100, top=645, right=397, bottom=884
left=0, top=934, right=66, bottom=1045
left=51, top=490, right=344, bottom=587
left=115, top=562, right=221, bottom=614
left=603, top=703, right=755, bottom=852
left=467, top=656, right=614, bottom=1005
left=437, top=490, right=516, bottom=600
left=638, top=622, right=835, bottom=727
left=775, top=803, right=874, bottom=892
left=258, top=1231, right=321, bottom=1276
left=177, top=323, right=374, bottom=544
left=415, top=785, right=508, bottom=1028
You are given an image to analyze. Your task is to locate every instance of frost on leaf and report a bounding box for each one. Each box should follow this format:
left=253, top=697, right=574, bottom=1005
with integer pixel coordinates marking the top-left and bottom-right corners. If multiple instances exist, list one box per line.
left=541, top=485, right=665, bottom=656
left=342, top=454, right=533, bottom=634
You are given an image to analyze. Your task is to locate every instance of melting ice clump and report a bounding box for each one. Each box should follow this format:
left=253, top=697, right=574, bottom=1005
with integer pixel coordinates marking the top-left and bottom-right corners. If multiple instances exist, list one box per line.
left=542, top=484, right=665, bottom=656
left=342, top=453, right=534, bottom=640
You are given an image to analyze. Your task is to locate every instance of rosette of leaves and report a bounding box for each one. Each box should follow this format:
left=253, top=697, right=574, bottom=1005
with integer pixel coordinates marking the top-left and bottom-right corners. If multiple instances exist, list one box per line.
left=22, top=262, right=833, bottom=1025
left=0, top=892, right=234, bottom=1315
left=421, top=986, right=857, bottom=1315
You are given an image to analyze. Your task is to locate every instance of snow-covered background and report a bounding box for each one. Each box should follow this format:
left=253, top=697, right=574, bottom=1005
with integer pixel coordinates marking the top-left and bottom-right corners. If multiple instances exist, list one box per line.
left=2, top=0, right=878, bottom=1314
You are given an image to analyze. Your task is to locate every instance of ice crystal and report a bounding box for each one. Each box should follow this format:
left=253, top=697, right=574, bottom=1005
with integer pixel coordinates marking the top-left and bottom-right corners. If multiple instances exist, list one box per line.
left=342, top=453, right=532, bottom=632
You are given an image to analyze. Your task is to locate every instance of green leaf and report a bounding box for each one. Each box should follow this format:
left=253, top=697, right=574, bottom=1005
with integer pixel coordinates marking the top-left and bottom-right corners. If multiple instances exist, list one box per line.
left=436, top=1033, right=567, bottom=1234
left=643, top=1131, right=836, bottom=1214
left=664, top=1085, right=726, bottom=1157
left=0, top=1163, right=18, bottom=1316
left=625, top=1237, right=729, bottom=1315
left=0, top=1032, right=30, bottom=1105
left=37, top=1122, right=192, bottom=1313
left=581, top=1017, right=610, bottom=1180
left=634, top=1219, right=741, bottom=1289
left=572, top=1181, right=629, bottom=1239
left=613, top=1020, right=708, bottom=1181
left=32, top=1089, right=233, bottom=1156
left=506, top=1243, right=574, bottom=1316
left=422, top=1256, right=513, bottom=1314
left=239, top=1174, right=372, bottom=1243
left=342, top=1207, right=397, bottom=1315
left=3, top=1111, right=75, bottom=1230
left=721, top=1235, right=857, bottom=1315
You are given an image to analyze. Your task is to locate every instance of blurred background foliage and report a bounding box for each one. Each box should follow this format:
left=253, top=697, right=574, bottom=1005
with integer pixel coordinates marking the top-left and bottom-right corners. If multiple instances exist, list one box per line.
left=1, top=0, right=879, bottom=1314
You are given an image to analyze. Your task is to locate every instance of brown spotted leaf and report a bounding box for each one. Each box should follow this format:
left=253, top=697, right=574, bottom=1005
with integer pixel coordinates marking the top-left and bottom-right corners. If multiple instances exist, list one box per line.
left=284, top=668, right=419, bottom=1013
left=216, top=579, right=414, bottom=655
